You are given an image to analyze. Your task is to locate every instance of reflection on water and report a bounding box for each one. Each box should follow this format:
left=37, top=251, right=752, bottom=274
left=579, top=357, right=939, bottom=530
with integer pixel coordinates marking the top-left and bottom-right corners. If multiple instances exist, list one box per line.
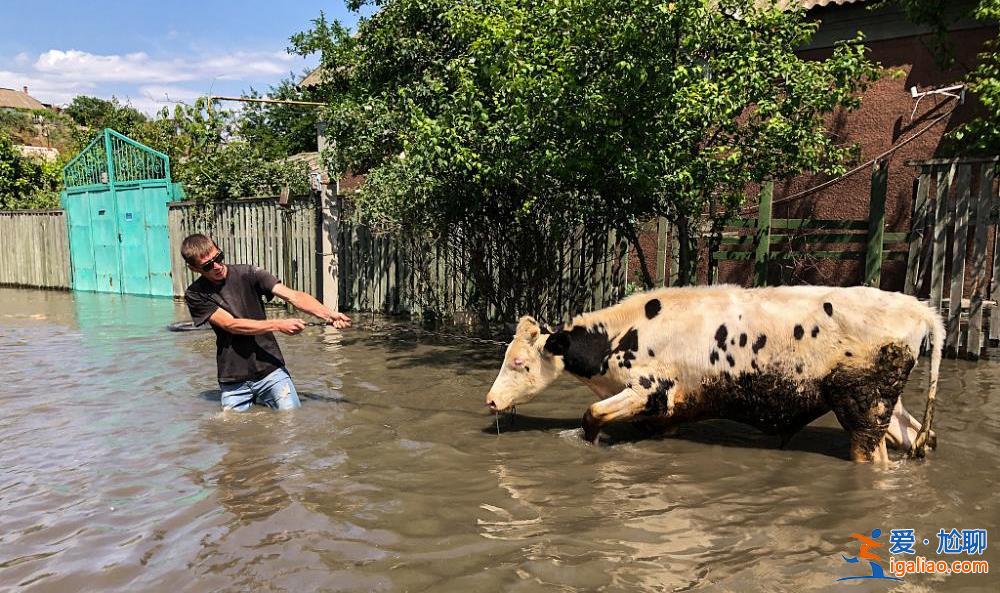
left=0, top=288, right=997, bottom=592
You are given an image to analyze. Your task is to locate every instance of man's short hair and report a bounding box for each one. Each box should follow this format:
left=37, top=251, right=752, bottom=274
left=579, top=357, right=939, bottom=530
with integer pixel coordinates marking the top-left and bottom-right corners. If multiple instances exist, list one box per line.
left=181, top=234, right=218, bottom=264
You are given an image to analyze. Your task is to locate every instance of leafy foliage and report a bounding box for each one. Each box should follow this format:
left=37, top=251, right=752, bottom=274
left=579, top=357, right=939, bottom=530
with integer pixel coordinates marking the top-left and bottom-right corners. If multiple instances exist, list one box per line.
left=884, top=0, right=1000, bottom=154
left=132, top=97, right=310, bottom=201
left=0, top=131, right=60, bottom=210
left=1, top=93, right=312, bottom=208
left=239, top=76, right=321, bottom=159
left=293, top=0, right=879, bottom=289
left=954, top=0, right=1000, bottom=154
left=64, top=95, right=147, bottom=139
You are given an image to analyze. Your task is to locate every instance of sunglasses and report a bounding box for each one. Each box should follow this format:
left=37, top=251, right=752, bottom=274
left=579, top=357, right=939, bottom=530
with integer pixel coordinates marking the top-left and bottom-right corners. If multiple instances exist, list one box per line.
left=192, top=250, right=225, bottom=272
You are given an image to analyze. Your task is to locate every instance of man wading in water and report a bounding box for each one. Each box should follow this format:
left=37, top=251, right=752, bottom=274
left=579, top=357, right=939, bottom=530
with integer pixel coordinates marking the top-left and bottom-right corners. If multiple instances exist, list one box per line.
left=181, top=233, right=351, bottom=411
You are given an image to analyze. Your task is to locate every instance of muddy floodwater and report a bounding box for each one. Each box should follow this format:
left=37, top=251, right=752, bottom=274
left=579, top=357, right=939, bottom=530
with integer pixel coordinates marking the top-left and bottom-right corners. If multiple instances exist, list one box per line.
left=0, top=287, right=997, bottom=593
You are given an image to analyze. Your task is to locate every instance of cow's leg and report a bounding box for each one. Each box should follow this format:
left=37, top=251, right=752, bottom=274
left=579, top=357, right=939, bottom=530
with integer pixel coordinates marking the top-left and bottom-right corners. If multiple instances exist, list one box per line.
left=829, top=395, right=897, bottom=463
left=885, top=400, right=937, bottom=451
left=583, top=388, right=646, bottom=443
left=824, top=344, right=914, bottom=462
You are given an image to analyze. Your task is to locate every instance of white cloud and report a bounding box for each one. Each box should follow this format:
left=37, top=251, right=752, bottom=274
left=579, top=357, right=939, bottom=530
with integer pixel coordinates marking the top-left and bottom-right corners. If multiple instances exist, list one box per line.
left=0, top=69, right=94, bottom=106
left=1, top=48, right=302, bottom=114
left=33, top=49, right=295, bottom=84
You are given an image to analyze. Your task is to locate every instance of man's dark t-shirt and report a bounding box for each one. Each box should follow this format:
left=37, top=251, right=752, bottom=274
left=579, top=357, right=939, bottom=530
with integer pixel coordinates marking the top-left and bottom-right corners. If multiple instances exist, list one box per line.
left=184, top=264, right=286, bottom=383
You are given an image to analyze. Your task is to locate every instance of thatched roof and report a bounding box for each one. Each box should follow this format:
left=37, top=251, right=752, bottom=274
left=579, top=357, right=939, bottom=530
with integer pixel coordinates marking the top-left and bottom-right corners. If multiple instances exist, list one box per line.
left=0, top=87, right=46, bottom=111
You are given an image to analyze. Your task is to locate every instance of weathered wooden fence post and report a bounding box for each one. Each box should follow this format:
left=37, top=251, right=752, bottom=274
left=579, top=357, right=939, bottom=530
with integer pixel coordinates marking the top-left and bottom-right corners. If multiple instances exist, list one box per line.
left=966, top=163, right=992, bottom=359
left=903, top=165, right=932, bottom=296
left=316, top=121, right=341, bottom=312
left=945, top=163, right=973, bottom=356
left=655, top=216, right=669, bottom=287
left=864, top=159, right=888, bottom=287
left=753, top=182, right=773, bottom=287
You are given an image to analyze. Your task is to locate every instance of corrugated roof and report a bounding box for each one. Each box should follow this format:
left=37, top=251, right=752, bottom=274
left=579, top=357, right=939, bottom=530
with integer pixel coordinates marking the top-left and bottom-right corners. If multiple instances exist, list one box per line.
left=0, top=87, right=46, bottom=110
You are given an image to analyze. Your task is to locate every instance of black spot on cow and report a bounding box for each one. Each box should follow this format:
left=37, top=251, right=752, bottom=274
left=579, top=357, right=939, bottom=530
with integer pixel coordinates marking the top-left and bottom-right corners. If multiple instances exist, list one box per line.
left=845, top=351, right=853, bottom=357
left=525, top=366, right=530, bottom=373
left=614, top=328, right=640, bottom=369
left=638, top=375, right=654, bottom=389
left=739, top=333, right=747, bottom=348
left=648, top=348, right=655, bottom=357
left=545, top=322, right=639, bottom=379
left=617, top=328, right=639, bottom=352
left=752, top=334, right=767, bottom=354
left=726, top=354, right=736, bottom=367
left=645, top=299, right=661, bottom=319
left=811, top=325, right=820, bottom=338
left=641, top=378, right=675, bottom=416
left=544, top=325, right=611, bottom=378
left=730, top=338, right=735, bottom=346
left=824, top=302, right=834, bottom=317
left=795, top=364, right=803, bottom=374
left=793, top=325, right=804, bottom=340
left=710, top=350, right=719, bottom=365
left=715, top=324, right=728, bottom=351
left=751, top=360, right=759, bottom=371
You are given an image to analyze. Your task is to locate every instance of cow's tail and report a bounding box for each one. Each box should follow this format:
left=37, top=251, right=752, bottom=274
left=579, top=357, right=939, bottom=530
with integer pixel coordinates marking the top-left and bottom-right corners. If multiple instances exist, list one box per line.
left=911, top=303, right=945, bottom=458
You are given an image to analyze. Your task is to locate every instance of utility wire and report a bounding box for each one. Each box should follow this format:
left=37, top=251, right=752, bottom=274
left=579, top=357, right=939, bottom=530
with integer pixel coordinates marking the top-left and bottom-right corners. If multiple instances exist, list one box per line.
left=742, top=97, right=962, bottom=213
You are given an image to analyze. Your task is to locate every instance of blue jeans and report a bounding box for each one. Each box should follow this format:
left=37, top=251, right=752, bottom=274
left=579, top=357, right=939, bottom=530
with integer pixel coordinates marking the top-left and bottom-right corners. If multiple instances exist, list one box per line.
left=219, top=367, right=301, bottom=412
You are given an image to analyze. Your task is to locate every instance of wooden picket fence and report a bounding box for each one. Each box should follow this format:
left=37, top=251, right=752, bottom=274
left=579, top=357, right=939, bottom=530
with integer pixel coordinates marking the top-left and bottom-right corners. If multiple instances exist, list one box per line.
left=166, top=197, right=318, bottom=297
left=710, top=161, right=906, bottom=287
left=904, top=156, right=999, bottom=359
left=0, top=210, right=71, bottom=289
left=338, top=219, right=629, bottom=321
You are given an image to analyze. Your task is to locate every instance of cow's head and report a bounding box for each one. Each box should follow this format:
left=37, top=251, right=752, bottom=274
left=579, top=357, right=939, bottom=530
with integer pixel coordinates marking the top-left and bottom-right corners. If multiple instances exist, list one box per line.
left=485, top=315, right=566, bottom=411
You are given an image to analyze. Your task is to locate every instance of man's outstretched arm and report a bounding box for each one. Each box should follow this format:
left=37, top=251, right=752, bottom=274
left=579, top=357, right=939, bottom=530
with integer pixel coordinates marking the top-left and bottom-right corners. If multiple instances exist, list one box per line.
left=208, top=307, right=305, bottom=335
left=271, top=283, right=351, bottom=328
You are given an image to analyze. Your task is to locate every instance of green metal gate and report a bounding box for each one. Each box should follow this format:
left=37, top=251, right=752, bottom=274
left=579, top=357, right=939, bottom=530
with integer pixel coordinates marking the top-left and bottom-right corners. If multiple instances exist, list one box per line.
left=61, top=129, right=182, bottom=297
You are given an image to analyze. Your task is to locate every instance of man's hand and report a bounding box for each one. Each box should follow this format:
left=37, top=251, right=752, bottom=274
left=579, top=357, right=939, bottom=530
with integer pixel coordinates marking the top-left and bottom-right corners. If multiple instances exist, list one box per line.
left=273, top=318, right=306, bottom=335
left=320, top=310, right=352, bottom=329
left=271, top=283, right=352, bottom=329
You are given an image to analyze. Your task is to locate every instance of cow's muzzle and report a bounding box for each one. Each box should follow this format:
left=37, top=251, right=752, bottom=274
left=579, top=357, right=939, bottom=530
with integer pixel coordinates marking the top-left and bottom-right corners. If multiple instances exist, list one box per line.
left=485, top=393, right=510, bottom=413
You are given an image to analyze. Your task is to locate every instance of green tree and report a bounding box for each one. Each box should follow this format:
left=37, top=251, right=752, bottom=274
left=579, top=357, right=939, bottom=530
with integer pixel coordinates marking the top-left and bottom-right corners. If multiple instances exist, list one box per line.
left=292, top=0, right=878, bottom=298
left=130, top=97, right=309, bottom=201
left=64, top=95, right=147, bottom=138
left=0, top=131, right=60, bottom=210
left=885, top=0, right=1000, bottom=154
left=239, top=75, right=321, bottom=158
left=949, top=0, right=1000, bottom=154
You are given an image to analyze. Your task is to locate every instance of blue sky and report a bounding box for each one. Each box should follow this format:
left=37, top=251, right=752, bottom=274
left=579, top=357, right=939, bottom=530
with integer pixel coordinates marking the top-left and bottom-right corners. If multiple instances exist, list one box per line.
left=0, top=1, right=364, bottom=114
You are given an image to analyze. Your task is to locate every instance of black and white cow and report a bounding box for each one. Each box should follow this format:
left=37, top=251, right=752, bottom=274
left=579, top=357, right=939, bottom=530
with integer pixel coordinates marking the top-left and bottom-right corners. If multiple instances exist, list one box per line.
left=485, top=285, right=943, bottom=462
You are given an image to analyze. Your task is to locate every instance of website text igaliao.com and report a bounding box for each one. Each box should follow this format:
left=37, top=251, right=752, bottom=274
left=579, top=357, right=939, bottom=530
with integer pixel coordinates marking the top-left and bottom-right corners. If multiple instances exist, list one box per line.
left=889, top=556, right=990, bottom=577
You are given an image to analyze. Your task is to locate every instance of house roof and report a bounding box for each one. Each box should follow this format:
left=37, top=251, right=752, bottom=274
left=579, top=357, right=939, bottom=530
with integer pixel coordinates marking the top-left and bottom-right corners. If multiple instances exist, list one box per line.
left=300, top=68, right=327, bottom=88
left=0, top=87, right=46, bottom=110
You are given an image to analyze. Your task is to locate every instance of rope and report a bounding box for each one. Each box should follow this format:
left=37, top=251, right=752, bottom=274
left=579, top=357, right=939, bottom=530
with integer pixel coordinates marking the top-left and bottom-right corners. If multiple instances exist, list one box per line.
left=742, top=99, right=962, bottom=213
left=329, top=320, right=509, bottom=347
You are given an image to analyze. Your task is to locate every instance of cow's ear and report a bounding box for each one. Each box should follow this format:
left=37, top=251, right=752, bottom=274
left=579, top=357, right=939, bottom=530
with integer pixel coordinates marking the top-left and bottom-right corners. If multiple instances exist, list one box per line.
left=516, top=315, right=540, bottom=344
left=543, top=331, right=570, bottom=357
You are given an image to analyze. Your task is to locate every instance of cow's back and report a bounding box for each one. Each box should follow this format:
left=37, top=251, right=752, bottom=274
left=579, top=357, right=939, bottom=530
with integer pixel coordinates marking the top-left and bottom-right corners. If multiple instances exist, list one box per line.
left=589, top=285, right=931, bottom=386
